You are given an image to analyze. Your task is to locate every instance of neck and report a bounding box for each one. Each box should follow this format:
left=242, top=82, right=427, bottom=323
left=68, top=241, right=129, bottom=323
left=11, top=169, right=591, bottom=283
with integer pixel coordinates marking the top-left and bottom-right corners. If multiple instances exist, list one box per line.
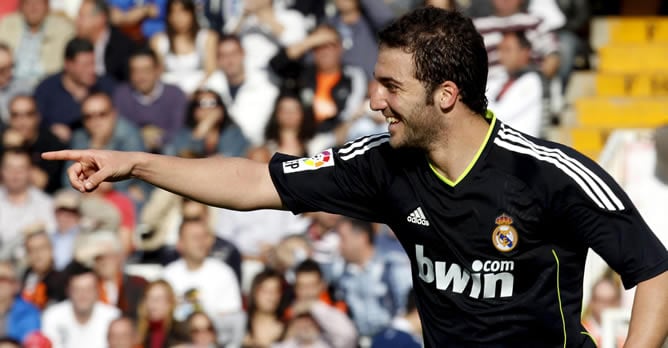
left=74, top=309, right=93, bottom=324
left=7, top=190, right=29, bottom=204
left=341, top=10, right=360, bottom=24
left=427, top=111, right=491, bottom=183
left=318, top=65, right=340, bottom=75
left=0, top=297, right=12, bottom=314
left=27, top=22, right=42, bottom=33
left=184, top=258, right=204, bottom=271
left=61, top=74, right=89, bottom=101
left=254, top=312, right=276, bottom=321
left=227, top=71, right=245, bottom=87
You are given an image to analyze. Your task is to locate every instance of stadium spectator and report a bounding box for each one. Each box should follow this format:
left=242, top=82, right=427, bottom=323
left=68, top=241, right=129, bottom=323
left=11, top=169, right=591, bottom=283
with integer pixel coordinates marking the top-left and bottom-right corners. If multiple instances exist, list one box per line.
left=0, top=0, right=74, bottom=84
left=75, top=0, right=136, bottom=83
left=581, top=272, right=626, bottom=347
left=68, top=92, right=144, bottom=194
left=326, top=0, right=394, bottom=80
left=162, top=219, right=241, bottom=323
left=0, top=43, right=32, bottom=124
left=224, top=0, right=307, bottom=74
left=0, top=338, right=19, bottom=348
left=33, top=38, right=116, bottom=143
left=50, top=189, right=84, bottom=270
left=555, top=0, right=590, bottom=94
left=21, top=230, right=66, bottom=310
left=303, top=212, right=341, bottom=282
left=107, top=317, right=139, bottom=348
left=113, top=47, right=188, bottom=154
left=285, top=259, right=347, bottom=319
left=184, top=311, right=219, bottom=347
left=270, top=24, right=366, bottom=138
left=263, top=91, right=317, bottom=157
left=136, top=280, right=188, bottom=348
left=0, top=148, right=55, bottom=249
left=486, top=31, right=543, bottom=137
left=0, top=260, right=40, bottom=342
left=330, top=217, right=411, bottom=337
left=42, top=261, right=120, bottom=348
left=206, top=34, right=278, bottom=146
left=371, top=289, right=422, bottom=348
left=1, top=95, right=66, bottom=194
left=473, top=0, right=560, bottom=90
left=242, top=269, right=286, bottom=347
left=108, top=0, right=164, bottom=41
left=81, top=231, right=148, bottom=320
left=167, top=89, right=248, bottom=158
left=150, top=0, right=218, bottom=94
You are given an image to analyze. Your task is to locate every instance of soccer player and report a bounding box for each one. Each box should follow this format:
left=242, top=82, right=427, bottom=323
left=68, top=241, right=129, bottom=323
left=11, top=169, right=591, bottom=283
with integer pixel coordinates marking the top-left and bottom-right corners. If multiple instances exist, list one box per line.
left=43, top=8, right=668, bottom=348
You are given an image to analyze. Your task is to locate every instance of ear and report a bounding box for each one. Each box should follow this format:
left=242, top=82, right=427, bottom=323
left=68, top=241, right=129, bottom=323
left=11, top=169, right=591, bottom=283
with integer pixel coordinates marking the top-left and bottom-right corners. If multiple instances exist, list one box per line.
left=435, top=81, right=459, bottom=111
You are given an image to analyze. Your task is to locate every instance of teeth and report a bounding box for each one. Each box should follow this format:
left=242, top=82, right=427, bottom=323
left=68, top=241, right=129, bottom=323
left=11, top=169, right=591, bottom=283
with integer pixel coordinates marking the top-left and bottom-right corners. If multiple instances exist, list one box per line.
left=386, top=117, right=399, bottom=124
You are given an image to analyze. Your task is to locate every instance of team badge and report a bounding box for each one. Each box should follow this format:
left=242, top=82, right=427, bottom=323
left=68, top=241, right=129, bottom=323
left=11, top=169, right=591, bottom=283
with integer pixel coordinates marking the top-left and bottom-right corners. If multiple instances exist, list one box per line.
left=492, top=214, right=518, bottom=252
left=283, top=149, right=335, bottom=173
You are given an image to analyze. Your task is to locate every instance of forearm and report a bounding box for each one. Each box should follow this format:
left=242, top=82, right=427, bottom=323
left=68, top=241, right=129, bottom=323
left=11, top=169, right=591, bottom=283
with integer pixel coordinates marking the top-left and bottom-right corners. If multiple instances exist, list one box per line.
left=110, top=6, right=149, bottom=26
left=541, top=54, right=560, bottom=79
left=130, top=152, right=283, bottom=210
left=624, top=271, right=668, bottom=348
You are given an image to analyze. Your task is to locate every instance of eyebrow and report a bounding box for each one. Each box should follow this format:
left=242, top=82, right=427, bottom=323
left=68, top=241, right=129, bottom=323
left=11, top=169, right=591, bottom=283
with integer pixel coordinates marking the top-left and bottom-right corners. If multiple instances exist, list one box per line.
left=375, top=76, right=403, bottom=86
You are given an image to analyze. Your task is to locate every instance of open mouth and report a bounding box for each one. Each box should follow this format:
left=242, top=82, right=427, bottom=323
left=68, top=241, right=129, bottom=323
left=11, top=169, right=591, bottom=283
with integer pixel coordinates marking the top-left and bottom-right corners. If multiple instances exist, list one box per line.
left=386, top=116, right=400, bottom=125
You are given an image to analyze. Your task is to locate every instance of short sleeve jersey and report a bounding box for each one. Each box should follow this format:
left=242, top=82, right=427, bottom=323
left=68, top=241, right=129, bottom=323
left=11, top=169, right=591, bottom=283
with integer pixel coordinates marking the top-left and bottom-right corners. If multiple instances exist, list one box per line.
left=268, top=117, right=668, bottom=348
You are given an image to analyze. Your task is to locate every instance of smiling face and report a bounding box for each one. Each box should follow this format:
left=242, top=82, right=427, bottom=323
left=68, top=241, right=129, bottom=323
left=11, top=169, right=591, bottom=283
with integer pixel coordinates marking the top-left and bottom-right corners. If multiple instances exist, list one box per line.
left=370, top=47, right=444, bottom=149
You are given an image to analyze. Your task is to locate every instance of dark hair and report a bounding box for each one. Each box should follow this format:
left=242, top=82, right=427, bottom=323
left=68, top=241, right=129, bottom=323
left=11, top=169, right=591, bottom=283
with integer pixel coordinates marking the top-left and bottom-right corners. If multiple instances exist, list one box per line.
left=166, top=0, right=200, bottom=52
left=84, top=0, right=110, bottom=19
left=0, top=147, right=32, bottom=165
left=185, top=89, right=234, bottom=131
left=378, top=8, right=488, bottom=115
left=0, top=337, right=20, bottom=348
left=65, top=37, right=95, bottom=60
left=246, top=268, right=286, bottom=335
left=504, top=30, right=532, bottom=50
left=219, top=33, right=242, bottom=49
left=129, top=45, right=160, bottom=66
left=264, top=91, right=316, bottom=147
left=81, top=91, right=113, bottom=109
left=341, top=217, right=375, bottom=245
left=295, top=259, right=322, bottom=279
left=63, top=260, right=96, bottom=287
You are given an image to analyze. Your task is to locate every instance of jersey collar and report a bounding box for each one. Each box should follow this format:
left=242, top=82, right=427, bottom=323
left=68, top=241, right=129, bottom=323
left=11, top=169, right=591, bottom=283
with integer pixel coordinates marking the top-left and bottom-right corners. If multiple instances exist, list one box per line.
left=429, top=110, right=497, bottom=187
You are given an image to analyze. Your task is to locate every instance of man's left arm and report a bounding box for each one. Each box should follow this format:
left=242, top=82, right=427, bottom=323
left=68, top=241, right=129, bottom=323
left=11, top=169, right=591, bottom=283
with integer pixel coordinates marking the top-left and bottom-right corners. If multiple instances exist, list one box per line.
left=625, top=271, right=668, bottom=348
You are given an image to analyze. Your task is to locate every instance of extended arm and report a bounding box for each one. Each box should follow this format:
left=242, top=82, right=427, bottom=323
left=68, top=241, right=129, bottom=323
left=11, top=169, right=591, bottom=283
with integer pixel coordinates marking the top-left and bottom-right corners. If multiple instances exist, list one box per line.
left=42, top=150, right=283, bottom=211
left=624, top=271, right=668, bottom=348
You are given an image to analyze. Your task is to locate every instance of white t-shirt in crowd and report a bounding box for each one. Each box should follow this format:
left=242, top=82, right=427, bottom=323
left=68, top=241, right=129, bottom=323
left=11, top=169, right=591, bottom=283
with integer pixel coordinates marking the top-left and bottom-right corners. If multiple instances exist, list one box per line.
left=42, top=301, right=120, bottom=348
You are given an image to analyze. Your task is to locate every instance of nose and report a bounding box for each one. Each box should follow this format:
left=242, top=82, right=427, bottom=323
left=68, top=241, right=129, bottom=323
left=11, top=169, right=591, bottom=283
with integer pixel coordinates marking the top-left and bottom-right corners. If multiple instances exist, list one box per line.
left=369, top=81, right=387, bottom=111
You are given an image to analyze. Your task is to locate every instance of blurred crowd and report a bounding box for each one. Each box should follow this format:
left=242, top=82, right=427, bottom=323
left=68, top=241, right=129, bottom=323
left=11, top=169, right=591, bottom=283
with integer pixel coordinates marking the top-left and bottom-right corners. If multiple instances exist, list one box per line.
left=0, top=0, right=646, bottom=347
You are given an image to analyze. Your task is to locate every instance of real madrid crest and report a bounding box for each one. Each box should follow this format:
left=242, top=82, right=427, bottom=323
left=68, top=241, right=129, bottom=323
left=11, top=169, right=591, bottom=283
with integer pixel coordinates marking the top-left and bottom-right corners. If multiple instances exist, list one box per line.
left=492, top=214, right=518, bottom=252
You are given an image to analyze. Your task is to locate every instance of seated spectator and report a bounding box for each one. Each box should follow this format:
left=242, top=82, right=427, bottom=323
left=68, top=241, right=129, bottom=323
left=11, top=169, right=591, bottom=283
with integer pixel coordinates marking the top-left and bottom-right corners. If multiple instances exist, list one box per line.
left=83, top=182, right=138, bottom=255
left=79, top=231, right=148, bottom=320
left=327, top=0, right=394, bottom=80
left=0, top=260, right=41, bottom=342
left=341, top=80, right=388, bottom=142
left=264, top=91, right=316, bottom=157
left=330, top=217, right=411, bottom=337
left=581, top=271, right=626, bottom=347
left=270, top=24, right=366, bottom=138
left=302, top=212, right=341, bottom=282
left=42, top=261, right=120, bottom=348
left=371, top=289, right=422, bottom=348
left=50, top=189, right=84, bottom=271
left=1, top=95, right=66, bottom=193
left=108, top=0, right=164, bottom=41
left=473, top=0, right=559, bottom=91
left=67, top=91, right=144, bottom=194
left=224, top=0, right=307, bottom=74
left=486, top=31, right=543, bottom=137
left=0, top=43, right=32, bottom=124
left=286, top=259, right=347, bottom=319
left=243, top=269, right=286, bottom=347
left=107, top=317, right=139, bottom=348
left=150, top=0, right=217, bottom=94
left=0, top=148, right=55, bottom=251
left=136, top=280, right=189, bottom=348
left=33, top=38, right=116, bottom=143
left=555, top=0, right=590, bottom=94
left=113, top=47, right=188, bottom=153
left=75, top=0, right=136, bottom=82
left=0, top=0, right=74, bottom=84
left=206, top=34, right=278, bottom=146
left=162, top=219, right=241, bottom=323
left=166, top=89, right=248, bottom=158
left=185, top=311, right=219, bottom=348
left=21, top=229, right=66, bottom=310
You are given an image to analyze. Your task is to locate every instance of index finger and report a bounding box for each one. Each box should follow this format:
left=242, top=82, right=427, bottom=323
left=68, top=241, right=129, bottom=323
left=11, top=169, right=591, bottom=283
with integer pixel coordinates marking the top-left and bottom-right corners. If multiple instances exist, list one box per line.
left=41, top=150, right=85, bottom=161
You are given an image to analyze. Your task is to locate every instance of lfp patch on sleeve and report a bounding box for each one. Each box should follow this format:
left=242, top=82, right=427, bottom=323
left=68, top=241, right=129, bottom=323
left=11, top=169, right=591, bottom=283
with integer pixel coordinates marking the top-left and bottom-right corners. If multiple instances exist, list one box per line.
left=283, top=149, right=335, bottom=173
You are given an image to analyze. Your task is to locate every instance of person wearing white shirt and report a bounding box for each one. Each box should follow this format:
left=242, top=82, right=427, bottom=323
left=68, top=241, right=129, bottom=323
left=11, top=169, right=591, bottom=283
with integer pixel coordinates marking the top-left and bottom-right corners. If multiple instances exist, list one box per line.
left=42, top=262, right=120, bottom=348
left=162, top=219, right=242, bottom=322
left=486, top=30, right=543, bottom=138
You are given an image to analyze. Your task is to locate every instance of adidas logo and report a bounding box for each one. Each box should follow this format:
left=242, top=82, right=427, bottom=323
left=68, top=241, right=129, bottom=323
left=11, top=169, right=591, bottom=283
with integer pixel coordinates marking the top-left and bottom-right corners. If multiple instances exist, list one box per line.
left=407, top=207, right=430, bottom=226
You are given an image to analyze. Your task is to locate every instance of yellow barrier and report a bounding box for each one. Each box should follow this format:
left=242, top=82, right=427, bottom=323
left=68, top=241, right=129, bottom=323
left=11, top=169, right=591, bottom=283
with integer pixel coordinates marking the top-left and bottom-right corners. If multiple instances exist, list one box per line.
left=596, top=74, right=668, bottom=97
left=599, top=44, right=668, bottom=73
left=606, top=17, right=668, bottom=44
left=574, top=97, right=668, bottom=128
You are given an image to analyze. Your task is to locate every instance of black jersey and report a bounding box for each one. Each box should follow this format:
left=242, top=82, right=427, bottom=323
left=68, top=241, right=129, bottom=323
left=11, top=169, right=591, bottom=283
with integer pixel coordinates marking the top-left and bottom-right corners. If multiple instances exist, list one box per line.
left=268, top=117, right=668, bottom=348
